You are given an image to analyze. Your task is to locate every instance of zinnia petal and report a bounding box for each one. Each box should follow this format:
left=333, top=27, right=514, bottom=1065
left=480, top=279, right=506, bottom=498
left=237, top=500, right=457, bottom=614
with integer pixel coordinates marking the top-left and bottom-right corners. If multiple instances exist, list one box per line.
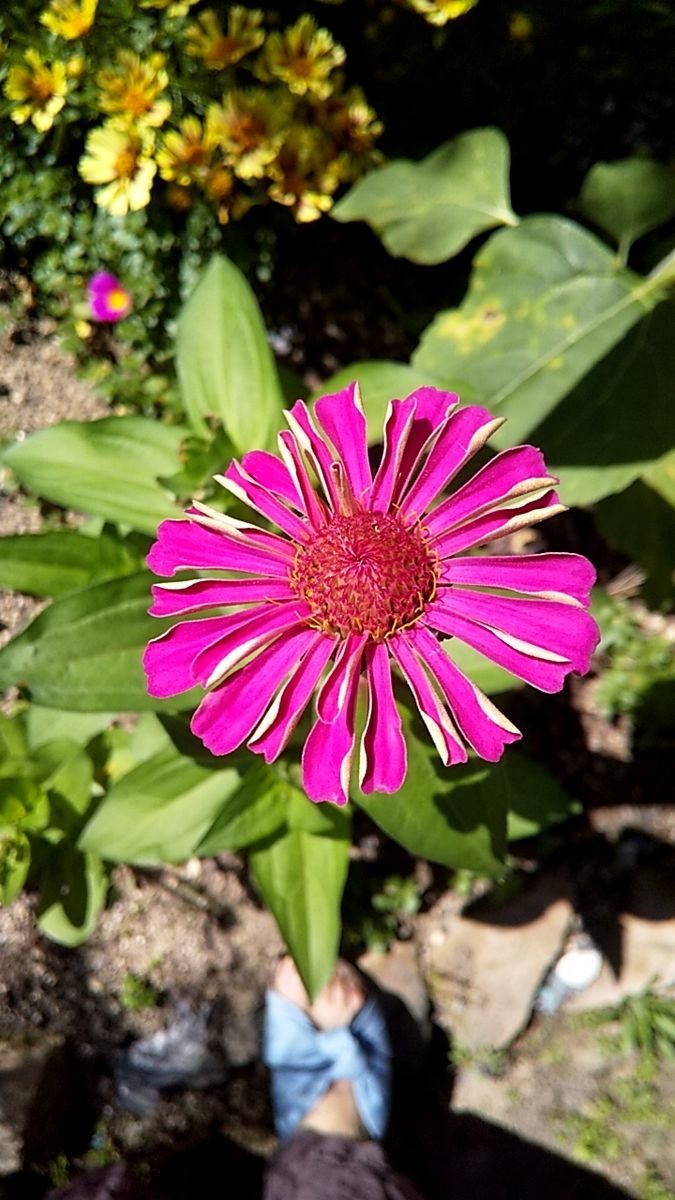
left=388, top=634, right=467, bottom=766
left=249, top=635, right=336, bottom=762
left=192, top=627, right=318, bottom=756
left=314, top=382, right=372, bottom=504
left=405, top=625, right=520, bottom=761
left=302, top=664, right=361, bottom=806
left=442, top=552, right=596, bottom=605
left=359, top=643, right=407, bottom=794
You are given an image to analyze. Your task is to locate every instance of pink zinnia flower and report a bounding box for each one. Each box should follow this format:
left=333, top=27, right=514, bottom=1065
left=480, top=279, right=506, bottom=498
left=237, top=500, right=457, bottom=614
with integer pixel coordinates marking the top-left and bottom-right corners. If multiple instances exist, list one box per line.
left=87, top=271, right=132, bottom=322
left=144, top=384, right=599, bottom=805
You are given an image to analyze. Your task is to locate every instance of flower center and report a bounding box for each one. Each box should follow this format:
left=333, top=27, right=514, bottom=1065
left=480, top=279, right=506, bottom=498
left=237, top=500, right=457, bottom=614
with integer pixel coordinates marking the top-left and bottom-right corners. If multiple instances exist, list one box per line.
left=292, top=509, right=438, bottom=640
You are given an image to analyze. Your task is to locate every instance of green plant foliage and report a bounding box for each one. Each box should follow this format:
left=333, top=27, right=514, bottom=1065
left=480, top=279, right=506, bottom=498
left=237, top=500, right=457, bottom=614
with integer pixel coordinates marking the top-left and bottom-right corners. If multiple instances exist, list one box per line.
left=119, top=973, right=160, bottom=1012
left=355, top=709, right=579, bottom=870
left=79, top=745, right=274, bottom=865
left=0, top=707, right=109, bottom=944
left=36, top=843, right=108, bottom=947
left=354, top=707, right=507, bottom=875
left=594, top=482, right=675, bottom=610
left=1, top=417, right=186, bottom=535
left=413, top=215, right=660, bottom=446
left=0, top=530, right=141, bottom=597
left=0, top=572, right=199, bottom=712
left=531, top=300, right=675, bottom=506
left=580, top=158, right=675, bottom=255
left=176, top=254, right=285, bottom=452
left=591, top=593, right=675, bottom=721
left=333, top=128, right=517, bottom=263
left=249, top=782, right=351, bottom=999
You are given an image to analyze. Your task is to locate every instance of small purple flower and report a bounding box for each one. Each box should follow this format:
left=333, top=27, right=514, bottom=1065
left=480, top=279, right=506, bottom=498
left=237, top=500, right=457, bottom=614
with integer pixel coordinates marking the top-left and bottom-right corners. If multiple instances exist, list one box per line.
left=87, top=272, right=132, bottom=322
left=144, top=384, right=599, bottom=805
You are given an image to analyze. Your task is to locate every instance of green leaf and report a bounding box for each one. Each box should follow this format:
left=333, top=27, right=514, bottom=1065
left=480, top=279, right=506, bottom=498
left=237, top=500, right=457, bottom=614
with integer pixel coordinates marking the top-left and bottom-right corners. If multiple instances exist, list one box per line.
left=594, top=479, right=675, bottom=609
left=79, top=744, right=254, bottom=865
left=532, top=301, right=675, bottom=506
left=332, top=128, right=518, bottom=264
left=33, top=740, right=94, bottom=826
left=644, top=448, right=675, bottom=509
left=315, top=361, right=445, bottom=442
left=354, top=709, right=506, bottom=875
left=443, top=639, right=520, bottom=695
left=413, top=216, right=663, bottom=445
left=36, top=843, right=108, bottom=946
left=580, top=158, right=675, bottom=252
left=0, top=572, right=198, bottom=713
left=0, top=712, right=27, bottom=763
left=502, top=753, right=581, bottom=841
left=176, top=253, right=285, bottom=453
left=26, top=706, right=114, bottom=751
left=1, top=417, right=185, bottom=535
left=0, top=531, right=141, bottom=597
left=249, top=782, right=350, bottom=1000
left=195, top=760, right=288, bottom=855
left=0, top=829, right=30, bottom=904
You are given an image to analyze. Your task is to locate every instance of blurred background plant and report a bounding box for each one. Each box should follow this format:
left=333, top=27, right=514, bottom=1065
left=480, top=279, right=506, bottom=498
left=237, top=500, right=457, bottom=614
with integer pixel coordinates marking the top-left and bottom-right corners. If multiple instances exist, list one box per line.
left=0, top=0, right=383, bottom=405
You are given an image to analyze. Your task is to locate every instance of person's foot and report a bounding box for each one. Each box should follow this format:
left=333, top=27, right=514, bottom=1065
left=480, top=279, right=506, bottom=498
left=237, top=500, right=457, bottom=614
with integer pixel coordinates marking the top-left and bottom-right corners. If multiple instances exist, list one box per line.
left=270, top=957, right=367, bottom=1139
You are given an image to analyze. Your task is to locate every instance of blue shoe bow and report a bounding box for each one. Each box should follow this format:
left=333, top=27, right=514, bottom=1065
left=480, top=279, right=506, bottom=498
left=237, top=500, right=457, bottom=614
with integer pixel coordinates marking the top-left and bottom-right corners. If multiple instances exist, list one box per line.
left=263, top=988, right=392, bottom=1141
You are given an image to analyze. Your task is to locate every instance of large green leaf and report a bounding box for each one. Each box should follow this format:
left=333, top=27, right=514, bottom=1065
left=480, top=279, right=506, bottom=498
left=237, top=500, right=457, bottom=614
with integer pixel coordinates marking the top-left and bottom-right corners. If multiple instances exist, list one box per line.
left=354, top=709, right=507, bottom=876
left=79, top=744, right=254, bottom=864
left=413, top=216, right=664, bottom=445
left=249, top=784, right=350, bottom=1000
left=0, top=531, right=140, bottom=597
left=502, top=753, right=581, bottom=841
left=594, top=479, right=675, bottom=609
left=315, top=361, right=445, bottom=442
left=332, top=128, right=518, bottom=264
left=36, top=843, right=108, bottom=947
left=580, top=158, right=675, bottom=253
left=532, top=301, right=675, bottom=506
left=195, top=761, right=288, bottom=855
left=25, top=706, right=115, bottom=750
left=0, top=572, right=198, bottom=712
left=644, top=448, right=675, bottom=509
left=1, top=417, right=185, bottom=535
left=176, top=253, right=285, bottom=453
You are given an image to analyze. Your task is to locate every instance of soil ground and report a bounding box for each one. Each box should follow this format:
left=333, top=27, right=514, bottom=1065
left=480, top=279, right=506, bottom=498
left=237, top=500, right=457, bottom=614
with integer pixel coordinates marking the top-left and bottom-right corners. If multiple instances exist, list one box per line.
left=1, top=316, right=675, bottom=1200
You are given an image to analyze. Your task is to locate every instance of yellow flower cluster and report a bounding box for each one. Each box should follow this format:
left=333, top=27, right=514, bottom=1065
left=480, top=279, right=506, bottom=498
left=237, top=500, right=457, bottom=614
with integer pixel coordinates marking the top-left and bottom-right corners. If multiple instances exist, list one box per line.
left=3, top=2, right=382, bottom=223
left=403, top=0, right=478, bottom=25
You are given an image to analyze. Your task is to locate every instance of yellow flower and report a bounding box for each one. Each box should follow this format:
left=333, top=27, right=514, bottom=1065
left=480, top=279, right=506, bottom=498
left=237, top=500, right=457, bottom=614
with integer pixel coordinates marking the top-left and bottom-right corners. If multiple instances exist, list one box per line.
left=206, top=89, right=285, bottom=180
left=165, top=183, right=194, bottom=211
left=156, top=116, right=212, bottom=185
left=319, top=84, right=383, bottom=160
left=405, top=0, right=478, bottom=25
left=268, top=127, right=338, bottom=222
left=184, top=7, right=265, bottom=71
left=96, top=50, right=171, bottom=129
left=139, top=0, right=199, bottom=15
left=257, top=15, right=345, bottom=100
left=40, top=0, right=97, bottom=39
left=66, top=54, right=86, bottom=78
left=79, top=121, right=157, bottom=215
left=4, top=49, right=68, bottom=132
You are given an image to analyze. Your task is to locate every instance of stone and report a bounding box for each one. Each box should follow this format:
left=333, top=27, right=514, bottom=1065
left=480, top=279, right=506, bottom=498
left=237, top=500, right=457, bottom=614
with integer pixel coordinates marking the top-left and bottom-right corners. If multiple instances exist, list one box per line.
left=417, top=869, right=574, bottom=1051
left=359, top=940, right=430, bottom=1031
